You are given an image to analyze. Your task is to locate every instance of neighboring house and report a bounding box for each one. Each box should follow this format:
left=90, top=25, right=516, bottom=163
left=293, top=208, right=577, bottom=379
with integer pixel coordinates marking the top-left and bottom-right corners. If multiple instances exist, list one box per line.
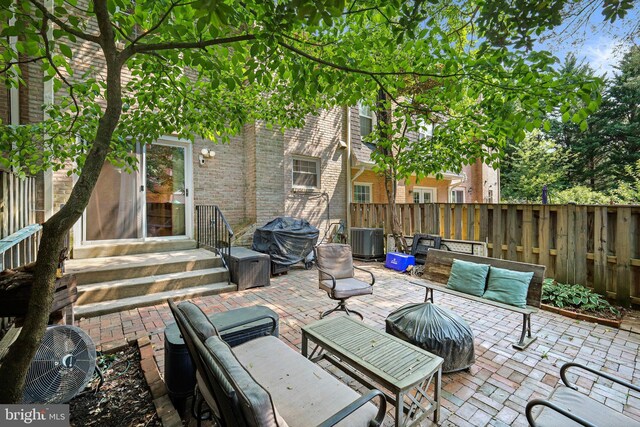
left=350, top=104, right=500, bottom=206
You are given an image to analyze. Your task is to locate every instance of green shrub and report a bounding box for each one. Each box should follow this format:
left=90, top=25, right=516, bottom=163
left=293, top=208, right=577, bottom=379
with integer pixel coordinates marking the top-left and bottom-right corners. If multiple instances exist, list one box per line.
left=542, top=279, right=621, bottom=316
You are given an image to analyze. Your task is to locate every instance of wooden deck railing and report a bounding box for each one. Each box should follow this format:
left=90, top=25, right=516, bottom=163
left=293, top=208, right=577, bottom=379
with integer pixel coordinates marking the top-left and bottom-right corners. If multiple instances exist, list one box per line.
left=350, top=203, right=640, bottom=307
left=1, top=170, right=37, bottom=238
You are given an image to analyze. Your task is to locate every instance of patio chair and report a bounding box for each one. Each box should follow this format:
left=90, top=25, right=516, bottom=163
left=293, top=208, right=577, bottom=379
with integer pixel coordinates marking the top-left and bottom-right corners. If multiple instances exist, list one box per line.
left=526, top=362, right=640, bottom=427
left=314, top=243, right=375, bottom=319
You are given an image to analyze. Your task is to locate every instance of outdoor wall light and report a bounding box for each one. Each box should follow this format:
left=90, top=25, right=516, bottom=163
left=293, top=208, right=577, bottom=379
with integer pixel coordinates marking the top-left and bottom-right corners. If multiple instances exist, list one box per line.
left=199, top=148, right=216, bottom=165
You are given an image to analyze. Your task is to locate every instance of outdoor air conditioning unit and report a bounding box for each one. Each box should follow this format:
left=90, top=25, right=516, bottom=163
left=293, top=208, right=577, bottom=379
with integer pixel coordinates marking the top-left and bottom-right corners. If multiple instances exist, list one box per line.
left=350, top=228, right=384, bottom=259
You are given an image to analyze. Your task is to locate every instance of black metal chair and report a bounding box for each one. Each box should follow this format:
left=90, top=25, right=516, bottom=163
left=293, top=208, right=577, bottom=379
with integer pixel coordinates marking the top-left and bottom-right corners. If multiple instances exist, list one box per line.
left=314, top=243, right=375, bottom=319
left=526, top=362, right=640, bottom=426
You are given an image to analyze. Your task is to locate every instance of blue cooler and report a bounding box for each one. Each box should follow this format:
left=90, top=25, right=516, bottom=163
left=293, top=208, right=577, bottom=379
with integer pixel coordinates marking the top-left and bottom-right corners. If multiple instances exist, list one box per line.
left=385, top=253, right=415, bottom=271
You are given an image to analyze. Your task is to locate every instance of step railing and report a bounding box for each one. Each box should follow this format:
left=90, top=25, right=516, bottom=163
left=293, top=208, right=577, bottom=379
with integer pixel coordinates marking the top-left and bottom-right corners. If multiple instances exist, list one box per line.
left=195, top=205, right=233, bottom=285
left=0, top=224, right=43, bottom=272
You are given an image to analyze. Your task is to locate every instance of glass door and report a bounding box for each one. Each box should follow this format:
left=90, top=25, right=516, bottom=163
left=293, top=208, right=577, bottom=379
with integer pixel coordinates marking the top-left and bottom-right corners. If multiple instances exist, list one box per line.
left=144, top=143, right=187, bottom=238
left=85, top=157, right=142, bottom=241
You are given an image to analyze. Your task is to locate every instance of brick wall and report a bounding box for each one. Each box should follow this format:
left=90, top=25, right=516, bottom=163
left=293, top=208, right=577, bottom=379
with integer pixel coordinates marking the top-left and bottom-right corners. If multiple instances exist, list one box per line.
left=284, top=108, right=347, bottom=235
left=0, top=86, right=8, bottom=124
left=255, top=123, right=285, bottom=224
left=192, top=134, right=247, bottom=227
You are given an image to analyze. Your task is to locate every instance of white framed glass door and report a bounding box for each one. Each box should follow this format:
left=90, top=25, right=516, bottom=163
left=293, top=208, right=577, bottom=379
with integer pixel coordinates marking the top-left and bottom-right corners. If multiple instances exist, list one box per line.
left=144, top=141, right=190, bottom=238
left=78, top=137, right=193, bottom=246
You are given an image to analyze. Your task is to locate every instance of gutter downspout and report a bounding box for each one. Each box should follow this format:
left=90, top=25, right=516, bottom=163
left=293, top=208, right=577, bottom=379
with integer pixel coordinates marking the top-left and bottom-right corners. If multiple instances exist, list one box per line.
left=43, top=0, right=54, bottom=221
left=9, top=13, right=19, bottom=127
left=344, top=106, right=352, bottom=242
left=352, top=165, right=365, bottom=182
left=447, top=173, right=466, bottom=202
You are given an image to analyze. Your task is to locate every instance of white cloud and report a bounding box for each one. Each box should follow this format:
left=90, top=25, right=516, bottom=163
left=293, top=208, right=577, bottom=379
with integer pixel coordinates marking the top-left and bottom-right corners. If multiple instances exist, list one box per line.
left=583, top=37, right=627, bottom=77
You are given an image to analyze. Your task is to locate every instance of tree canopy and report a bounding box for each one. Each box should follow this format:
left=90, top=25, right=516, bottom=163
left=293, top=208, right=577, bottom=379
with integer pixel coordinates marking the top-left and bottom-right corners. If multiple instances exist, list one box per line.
left=502, top=47, right=640, bottom=204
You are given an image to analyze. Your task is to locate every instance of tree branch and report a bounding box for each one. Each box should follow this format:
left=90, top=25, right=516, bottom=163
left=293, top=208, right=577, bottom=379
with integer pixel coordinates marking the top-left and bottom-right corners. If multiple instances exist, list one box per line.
left=130, top=0, right=197, bottom=45
left=122, top=34, right=256, bottom=59
left=0, top=56, right=47, bottom=75
left=28, top=0, right=101, bottom=44
left=277, top=40, right=463, bottom=79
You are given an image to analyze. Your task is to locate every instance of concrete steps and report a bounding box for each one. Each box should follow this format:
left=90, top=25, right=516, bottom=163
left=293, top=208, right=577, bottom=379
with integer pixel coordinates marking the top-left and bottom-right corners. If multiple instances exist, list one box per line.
left=70, top=248, right=234, bottom=318
left=74, top=282, right=235, bottom=318
left=76, top=267, right=229, bottom=304
left=72, top=239, right=197, bottom=259
left=66, top=249, right=222, bottom=285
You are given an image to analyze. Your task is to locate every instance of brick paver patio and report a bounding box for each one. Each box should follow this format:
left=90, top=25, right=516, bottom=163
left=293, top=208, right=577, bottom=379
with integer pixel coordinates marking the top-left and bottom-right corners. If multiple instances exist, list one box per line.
left=76, top=263, right=640, bottom=426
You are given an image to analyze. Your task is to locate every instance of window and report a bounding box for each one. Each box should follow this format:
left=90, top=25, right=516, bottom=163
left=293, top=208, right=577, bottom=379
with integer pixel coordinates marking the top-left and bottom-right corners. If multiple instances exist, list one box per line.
left=487, top=189, right=494, bottom=202
left=418, top=119, right=434, bottom=141
left=353, top=183, right=372, bottom=203
left=292, top=156, right=320, bottom=189
left=412, top=187, right=436, bottom=203
left=359, top=103, right=374, bottom=138
left=450, top=189, right=465, bottom=203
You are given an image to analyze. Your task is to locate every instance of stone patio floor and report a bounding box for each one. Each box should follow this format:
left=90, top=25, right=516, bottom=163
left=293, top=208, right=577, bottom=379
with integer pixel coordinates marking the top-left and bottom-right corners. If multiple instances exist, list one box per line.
left=76, top=263, right=640, bottom=426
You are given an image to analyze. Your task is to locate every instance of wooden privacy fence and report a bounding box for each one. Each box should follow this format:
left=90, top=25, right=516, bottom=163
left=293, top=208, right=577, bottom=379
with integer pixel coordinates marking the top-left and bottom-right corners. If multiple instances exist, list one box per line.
left=1, top=170, right=37, bottom=239
left=350, top=203, right=640, bottom=307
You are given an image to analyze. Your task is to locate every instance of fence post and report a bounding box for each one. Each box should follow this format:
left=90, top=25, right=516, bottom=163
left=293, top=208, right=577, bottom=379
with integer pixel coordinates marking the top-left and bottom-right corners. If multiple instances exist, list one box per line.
left=593, top=206, right=609, bottom=297
left=574, top=205, right=588, bottom=286
left=555, top=206, right=569, bottom=284
left=616, top=207, right=632, bottom=307
left=492, top=203, right=503, bottom=259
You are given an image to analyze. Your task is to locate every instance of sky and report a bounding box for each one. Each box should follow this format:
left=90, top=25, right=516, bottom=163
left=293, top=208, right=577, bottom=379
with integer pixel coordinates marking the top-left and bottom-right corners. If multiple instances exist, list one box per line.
left=534, top=3, right=639, bottom=78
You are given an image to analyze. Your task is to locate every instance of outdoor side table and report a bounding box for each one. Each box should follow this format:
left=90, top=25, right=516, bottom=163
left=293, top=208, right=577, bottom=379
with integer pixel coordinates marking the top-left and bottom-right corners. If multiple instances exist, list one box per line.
left=302, top=316, right=443, bottom=427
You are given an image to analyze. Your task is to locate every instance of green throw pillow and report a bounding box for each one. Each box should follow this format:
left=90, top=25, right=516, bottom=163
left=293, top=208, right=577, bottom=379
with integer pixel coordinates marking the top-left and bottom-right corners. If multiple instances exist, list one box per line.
left=483, top=267, right=534, bottom=308
left=446, top=259, right=490, bottom=297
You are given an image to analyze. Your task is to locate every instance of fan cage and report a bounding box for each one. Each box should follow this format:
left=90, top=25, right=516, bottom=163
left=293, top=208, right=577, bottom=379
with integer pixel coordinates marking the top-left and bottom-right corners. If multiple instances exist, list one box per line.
left=23, top=325, right=97, bottom=404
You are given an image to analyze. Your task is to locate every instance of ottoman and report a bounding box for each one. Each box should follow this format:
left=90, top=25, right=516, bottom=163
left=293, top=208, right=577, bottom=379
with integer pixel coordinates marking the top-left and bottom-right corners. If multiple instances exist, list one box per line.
left=386, top=302, right=475, bottom=373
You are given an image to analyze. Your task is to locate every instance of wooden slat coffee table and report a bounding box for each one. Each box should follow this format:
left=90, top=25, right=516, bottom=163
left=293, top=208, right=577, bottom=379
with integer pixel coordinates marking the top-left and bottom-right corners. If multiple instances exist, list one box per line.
left=302, top=316, right=443, bottom=426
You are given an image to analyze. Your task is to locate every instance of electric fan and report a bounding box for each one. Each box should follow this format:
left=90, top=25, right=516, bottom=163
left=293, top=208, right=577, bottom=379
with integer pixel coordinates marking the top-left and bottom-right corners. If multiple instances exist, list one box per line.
left=23, top=325, right=97, bottom=404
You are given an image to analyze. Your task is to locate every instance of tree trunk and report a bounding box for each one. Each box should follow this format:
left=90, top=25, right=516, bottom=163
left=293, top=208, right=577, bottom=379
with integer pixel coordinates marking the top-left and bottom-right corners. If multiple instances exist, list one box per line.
left=0, top=4, right=122, bottom=401
left=376, top=89, right=408, bottom=253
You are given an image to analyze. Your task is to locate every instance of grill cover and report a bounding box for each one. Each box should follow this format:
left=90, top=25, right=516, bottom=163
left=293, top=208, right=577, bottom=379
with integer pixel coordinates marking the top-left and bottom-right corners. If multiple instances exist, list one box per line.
left=386, top=303, right=475, bottom=373
left=252, top=217, right=319, bottom=266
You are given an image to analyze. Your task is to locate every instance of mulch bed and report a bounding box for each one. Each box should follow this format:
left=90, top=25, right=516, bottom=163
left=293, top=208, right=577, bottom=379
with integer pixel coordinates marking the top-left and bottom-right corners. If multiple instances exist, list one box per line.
left=70, top=344, right=161, bottom=427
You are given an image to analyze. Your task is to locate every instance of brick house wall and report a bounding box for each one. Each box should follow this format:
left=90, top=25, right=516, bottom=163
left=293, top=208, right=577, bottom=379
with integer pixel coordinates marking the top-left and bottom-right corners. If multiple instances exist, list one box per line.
left=284, top=108, right=347, bottom=236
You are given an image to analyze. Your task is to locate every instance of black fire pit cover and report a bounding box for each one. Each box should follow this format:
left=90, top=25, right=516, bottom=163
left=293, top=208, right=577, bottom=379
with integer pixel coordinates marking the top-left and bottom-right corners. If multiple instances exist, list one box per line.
left=386, top=302, right=475, bottom=373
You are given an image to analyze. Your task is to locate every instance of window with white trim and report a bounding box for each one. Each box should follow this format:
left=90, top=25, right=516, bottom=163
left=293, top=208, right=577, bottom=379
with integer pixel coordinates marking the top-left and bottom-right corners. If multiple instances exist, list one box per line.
left=359, top=103, right=374, bottom=138
left=417, top=119, right=434, bottom=141
left=450, top=189, right=465, bottom=203
left=353, top=183, right=372, bottom=203
left=292, top=156, right=320, bottom=189
left=412, top=187, right=436, bottom=203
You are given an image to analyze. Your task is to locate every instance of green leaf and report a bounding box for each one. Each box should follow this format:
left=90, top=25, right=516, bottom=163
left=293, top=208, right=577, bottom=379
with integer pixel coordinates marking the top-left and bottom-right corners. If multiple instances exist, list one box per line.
left=579, top=120, right=588, bottom=132
left=59, top=44, right=73, bottom=59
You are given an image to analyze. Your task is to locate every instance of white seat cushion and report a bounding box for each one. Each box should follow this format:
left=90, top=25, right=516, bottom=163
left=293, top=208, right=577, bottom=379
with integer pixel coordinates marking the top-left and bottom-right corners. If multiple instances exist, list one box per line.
left=534, top=385, right=640, bottom=427
left=233, top=336, right=378, bottom=427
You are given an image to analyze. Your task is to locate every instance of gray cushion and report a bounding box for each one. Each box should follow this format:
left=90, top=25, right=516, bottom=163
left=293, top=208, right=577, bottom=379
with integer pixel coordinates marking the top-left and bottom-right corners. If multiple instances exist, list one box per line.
left=204, top=336, right=281, bottom=427
left=234, top=336, right=378, bottom=427
left=315, top=244, right=354, bottom=281
left=534, top=385, right=640, bottom=427
left=177, top=301, right=218, bottom=341
left=320, top=278, right=373, bottom=299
